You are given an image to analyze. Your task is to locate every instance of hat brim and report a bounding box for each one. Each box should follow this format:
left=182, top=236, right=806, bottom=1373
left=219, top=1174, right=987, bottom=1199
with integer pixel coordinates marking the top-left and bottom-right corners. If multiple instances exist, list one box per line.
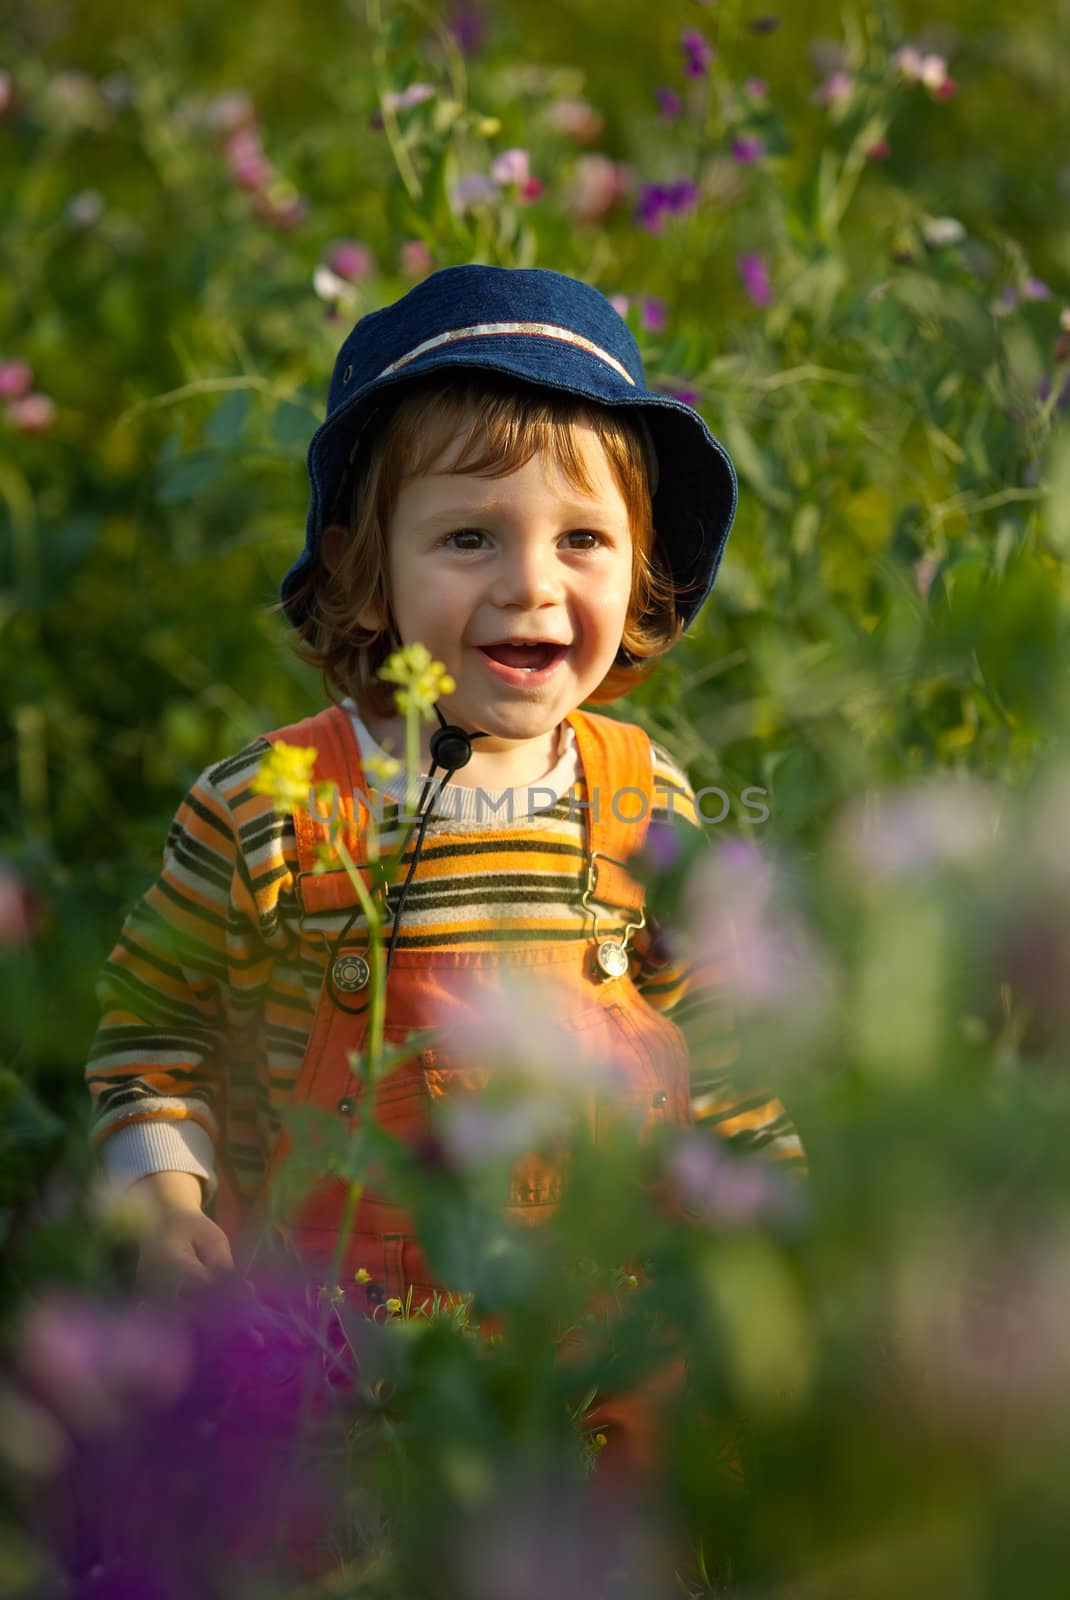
left=281, top=339, right=737, bottom=631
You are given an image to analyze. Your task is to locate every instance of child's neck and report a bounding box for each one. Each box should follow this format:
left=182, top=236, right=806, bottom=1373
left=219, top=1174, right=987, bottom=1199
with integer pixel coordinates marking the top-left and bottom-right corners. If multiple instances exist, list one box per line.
left=358, top=712, right=566, bottom=792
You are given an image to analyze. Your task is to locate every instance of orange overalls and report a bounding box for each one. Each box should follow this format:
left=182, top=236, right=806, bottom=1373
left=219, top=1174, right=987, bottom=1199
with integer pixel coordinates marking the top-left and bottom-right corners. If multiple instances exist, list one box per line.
left=217, top=703, right=693, bottom=1479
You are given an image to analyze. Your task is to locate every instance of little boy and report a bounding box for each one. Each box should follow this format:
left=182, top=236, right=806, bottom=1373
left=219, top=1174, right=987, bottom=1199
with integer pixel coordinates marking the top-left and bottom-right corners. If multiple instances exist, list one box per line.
left=86, top=265, right=805, bottom=1299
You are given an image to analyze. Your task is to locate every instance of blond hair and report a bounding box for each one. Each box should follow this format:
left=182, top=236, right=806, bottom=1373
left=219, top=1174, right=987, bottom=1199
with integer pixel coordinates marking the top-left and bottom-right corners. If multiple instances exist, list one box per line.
left=282, top=371, right=686, bottom=715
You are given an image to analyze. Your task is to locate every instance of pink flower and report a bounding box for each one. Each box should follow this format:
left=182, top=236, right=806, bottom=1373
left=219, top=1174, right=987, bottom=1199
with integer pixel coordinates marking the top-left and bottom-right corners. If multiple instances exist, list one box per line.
left=568, top=155, right=629, bottom=224
left=641, top=296, right=667, bottom=333
left=1024, top=277, right=1053, bottom=301
left=919, top=52, right=950, bottom=91
left=382, top=82, right=435, bottom=113
left=400, top=239, right=433, bottom=278
left=202, top=91, right=255, bottom=132
left=744, top=77, right=768, bottom=100
left=0, top=70, right=12, bottom=115
left=0, top=360, right=32, bottom=398
left=223, top=128, right=272, bottom=190
left=0, top=862, right=37, bottom=945
left=893, top=45, right=924, bottom=80
left=731, top=135, right=766, bottom=164
left=608, top=294, right=630, bottom=318
left=519, top=175, right=544, bottom=203
left=813, top=70, right=854, bottom=107
left=326, top=240, right=375, bottom=282
left=655, top=86, right=682, bottom=119
left=933, top=75, right=958, bottom=100
left=680, top=27, right=715, bottom=79
left=737, top=251, right=773, bottom=306
left=490, top=147, right=530, bottom=186
left=866, top=138, right=892, bottom=161
left=543, top=97, right=603, bottom=143
left=5, top=393, right=55, bottom=433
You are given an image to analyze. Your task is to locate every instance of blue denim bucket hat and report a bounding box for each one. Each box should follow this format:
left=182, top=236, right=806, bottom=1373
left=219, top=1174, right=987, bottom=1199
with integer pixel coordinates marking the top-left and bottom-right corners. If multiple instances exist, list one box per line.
left=282, top=264, right=737, bottom=632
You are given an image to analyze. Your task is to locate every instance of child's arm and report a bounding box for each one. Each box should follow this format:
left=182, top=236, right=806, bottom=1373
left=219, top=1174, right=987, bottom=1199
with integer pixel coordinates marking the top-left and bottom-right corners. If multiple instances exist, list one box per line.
left=126, top=1171, right=235, bottom=1293
left=634, top=744, right=808, bottom=1177
left=86, top=744, right=282, bottom=1273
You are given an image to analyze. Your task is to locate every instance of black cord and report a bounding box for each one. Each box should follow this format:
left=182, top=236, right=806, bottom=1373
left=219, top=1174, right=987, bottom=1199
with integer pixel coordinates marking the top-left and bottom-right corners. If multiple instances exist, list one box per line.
left=324, top=704, right=489, bottom=1016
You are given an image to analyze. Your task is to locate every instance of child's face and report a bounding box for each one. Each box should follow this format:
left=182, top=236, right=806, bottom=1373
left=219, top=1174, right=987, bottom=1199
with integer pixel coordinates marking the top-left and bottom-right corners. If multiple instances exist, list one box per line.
left=371, top=413, right=635, bottom=749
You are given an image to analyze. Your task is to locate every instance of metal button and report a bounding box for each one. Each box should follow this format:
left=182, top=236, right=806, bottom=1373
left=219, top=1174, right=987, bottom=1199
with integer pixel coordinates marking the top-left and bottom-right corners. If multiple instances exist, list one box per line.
left=651, top=1090, right=668, bottom=1109
left=331, top=953, right=369, bottom=993
left=594, top=939, right=630, bottom=981
left=337, top=1096, right=356, bottom=1117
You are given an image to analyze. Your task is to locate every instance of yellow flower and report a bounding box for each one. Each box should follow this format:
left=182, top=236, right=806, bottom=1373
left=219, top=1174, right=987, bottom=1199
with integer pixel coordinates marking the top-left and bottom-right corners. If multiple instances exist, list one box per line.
left=385, top=1296, right=404, bottom=1315
left=353, top=1267, right=371, bottom=1284
left=251, top=743, right=319, bottom=813
left=364, top=748, right=402, bottom=784
left=378, top=643, right=456, bottom=718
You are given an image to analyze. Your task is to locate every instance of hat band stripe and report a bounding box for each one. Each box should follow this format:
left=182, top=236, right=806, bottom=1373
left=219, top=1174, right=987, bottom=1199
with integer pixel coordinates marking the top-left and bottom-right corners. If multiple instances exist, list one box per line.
left=376, top=322, right=637, bottom=387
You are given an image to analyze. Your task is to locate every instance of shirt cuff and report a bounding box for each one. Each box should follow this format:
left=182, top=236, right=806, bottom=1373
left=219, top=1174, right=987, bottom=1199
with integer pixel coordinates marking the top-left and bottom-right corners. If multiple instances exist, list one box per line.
left=96, top=1120, right=218, bottom=1203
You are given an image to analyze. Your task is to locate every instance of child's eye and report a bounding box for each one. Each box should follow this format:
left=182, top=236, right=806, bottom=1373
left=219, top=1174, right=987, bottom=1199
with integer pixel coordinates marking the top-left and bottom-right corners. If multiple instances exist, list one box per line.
left=443, top=529, right=489, bottom=550
left=564, top=530, right=606, bottom=550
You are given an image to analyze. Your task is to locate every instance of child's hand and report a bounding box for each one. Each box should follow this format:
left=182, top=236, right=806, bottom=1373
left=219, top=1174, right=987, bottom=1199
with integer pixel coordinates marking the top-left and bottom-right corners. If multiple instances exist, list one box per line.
left=129, top=1171, right=236, bottom=1296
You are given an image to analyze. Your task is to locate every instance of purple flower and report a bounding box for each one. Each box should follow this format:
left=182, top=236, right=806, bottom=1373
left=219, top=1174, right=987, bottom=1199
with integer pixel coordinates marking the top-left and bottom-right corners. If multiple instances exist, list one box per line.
left=1024, top=277, right=1053, bottom=301
left=13, top=1278, right=357, bottom=1593
left=635, top=180, right=698, bottom=233
left=731, top=135, right=766, bottom=164
left=655, top=383, right=701, bottom=405
left=641, top=296, right=668, bottom=333
left=668, top=1129, right=804, bottom=1231
left=453, top=172, right=497, bottom=212
left=635, top=184, right=670, bottom=233
left=446, top=2, right=487, bottom=54
left=655, top=86, right=682, bottom=119
left=738, top=250, right=773, bottom=306
left=834, top=778, right=1000, bottom=878
left=680, top=27, right=715, bottom=78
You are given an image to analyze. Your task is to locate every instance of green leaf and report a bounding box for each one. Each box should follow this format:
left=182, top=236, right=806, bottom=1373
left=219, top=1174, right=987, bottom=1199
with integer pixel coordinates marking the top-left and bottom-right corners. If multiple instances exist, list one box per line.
left=203, top=388, right=250, bottom=450
left=153, top=452, right=221, bottom=505
left=271, top=399, right=316, bottom=453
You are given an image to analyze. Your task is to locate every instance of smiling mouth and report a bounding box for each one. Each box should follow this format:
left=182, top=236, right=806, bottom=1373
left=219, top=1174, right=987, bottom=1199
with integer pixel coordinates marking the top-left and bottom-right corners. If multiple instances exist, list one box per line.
left=477, top=641, right=567, bottom=670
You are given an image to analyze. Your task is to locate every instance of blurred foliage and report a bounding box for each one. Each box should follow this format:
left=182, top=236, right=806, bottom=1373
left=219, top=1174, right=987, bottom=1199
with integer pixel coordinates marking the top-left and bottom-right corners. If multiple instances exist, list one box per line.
left=2, top=0, right=1070, bottom=1592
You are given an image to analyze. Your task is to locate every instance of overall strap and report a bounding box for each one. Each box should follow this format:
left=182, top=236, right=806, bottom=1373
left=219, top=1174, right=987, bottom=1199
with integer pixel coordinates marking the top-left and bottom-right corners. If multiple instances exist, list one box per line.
left=564, top=708, right=653, bottom=918
left=265, top=702, right=373, bottom=914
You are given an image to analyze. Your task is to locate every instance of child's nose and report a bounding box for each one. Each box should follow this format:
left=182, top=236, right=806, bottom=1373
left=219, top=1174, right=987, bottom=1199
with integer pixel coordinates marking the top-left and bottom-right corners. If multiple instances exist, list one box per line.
left=491, top=544, right=564, bottom=608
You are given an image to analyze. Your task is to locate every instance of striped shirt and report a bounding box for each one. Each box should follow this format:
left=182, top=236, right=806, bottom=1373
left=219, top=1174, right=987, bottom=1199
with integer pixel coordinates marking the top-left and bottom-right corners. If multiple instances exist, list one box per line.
left=86, top=708, right=806, bottom=1204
